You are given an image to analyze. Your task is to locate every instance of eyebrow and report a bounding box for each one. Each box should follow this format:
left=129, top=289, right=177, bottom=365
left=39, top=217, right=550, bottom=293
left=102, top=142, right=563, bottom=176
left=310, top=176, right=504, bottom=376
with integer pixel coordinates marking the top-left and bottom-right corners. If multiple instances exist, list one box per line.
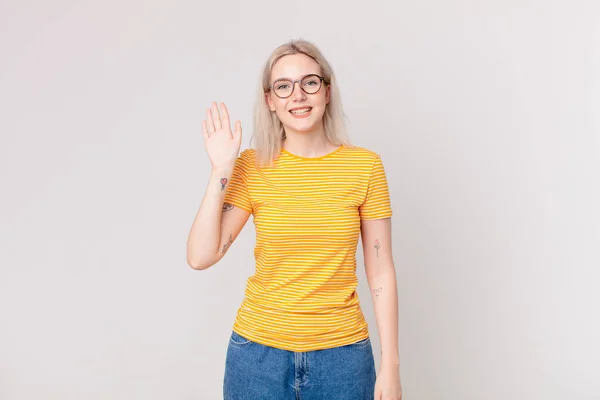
left=272, top=73, right=319, bottom=82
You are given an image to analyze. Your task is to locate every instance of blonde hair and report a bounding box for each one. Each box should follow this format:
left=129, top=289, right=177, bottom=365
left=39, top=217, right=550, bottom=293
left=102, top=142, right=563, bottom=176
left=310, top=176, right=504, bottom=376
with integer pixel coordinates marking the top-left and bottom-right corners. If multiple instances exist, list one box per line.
left=250, top=39, right=353, bottom=167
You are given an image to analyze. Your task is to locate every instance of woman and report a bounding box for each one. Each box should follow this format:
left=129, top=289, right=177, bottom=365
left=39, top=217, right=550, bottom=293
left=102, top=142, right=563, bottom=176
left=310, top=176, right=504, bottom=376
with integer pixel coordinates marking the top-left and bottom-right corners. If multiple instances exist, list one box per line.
left=187, top=39, right=402, bottom=400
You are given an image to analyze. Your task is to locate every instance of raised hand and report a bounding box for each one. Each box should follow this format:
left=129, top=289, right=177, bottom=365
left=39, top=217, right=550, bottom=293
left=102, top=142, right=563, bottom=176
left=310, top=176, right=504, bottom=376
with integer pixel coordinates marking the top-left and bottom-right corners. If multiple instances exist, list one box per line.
left=202, top=102, right=242, bottom=169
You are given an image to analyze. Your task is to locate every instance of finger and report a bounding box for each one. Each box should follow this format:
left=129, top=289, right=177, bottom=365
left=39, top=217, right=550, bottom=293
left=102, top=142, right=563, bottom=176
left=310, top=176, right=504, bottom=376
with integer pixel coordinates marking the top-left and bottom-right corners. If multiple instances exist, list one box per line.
left=212, top=102, right=222, bottom=131
left=219, top=102, right=232, bottom=136
left=202, top=120, right=209, bottom=139
left=206, top=108, right=215, bottom=133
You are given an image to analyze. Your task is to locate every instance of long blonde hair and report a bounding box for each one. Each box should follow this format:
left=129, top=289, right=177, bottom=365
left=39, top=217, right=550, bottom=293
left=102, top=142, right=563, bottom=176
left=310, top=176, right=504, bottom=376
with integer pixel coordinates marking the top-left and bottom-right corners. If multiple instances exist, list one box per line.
left=250, top=39, right=353, bottom=167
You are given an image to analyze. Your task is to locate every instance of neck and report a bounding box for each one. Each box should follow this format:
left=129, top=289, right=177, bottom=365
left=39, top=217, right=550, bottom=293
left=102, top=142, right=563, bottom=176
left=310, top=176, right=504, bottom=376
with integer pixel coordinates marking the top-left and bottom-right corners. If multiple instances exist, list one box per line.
left=282, top=123, right=335, bottom=158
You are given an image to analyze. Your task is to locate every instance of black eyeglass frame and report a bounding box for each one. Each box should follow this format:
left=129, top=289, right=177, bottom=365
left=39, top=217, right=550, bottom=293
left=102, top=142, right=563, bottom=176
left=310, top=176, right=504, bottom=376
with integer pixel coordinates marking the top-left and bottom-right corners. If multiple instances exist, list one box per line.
left=266, top=74, right=329, bottom=99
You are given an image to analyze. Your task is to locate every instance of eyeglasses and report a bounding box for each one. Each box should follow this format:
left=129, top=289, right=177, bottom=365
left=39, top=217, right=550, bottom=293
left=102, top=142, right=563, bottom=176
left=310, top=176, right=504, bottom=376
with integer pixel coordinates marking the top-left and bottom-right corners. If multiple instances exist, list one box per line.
left=268, top=74, right=328, bottom=99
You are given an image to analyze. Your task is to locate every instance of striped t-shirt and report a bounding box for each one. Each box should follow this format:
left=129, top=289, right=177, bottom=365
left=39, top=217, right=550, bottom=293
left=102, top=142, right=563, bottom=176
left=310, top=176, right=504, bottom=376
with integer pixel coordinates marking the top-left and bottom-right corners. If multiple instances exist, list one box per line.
left=223, top=144, right=392, bottom=352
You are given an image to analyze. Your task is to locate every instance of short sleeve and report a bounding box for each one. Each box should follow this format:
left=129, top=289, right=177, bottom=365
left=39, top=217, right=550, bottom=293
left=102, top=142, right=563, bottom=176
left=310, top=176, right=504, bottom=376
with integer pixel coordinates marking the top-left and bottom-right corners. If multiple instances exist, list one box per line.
left=223, top=149, right=253, bottom=213
left=359, top=155, right=393, bottom=220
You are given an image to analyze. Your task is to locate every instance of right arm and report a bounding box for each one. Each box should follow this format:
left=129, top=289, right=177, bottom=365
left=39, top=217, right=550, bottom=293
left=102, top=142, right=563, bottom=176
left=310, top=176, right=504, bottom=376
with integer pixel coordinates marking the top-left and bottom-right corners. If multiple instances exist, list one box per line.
left=186, top=165, right=251, bottom=270
left=186, top=101, right=249, bottom=270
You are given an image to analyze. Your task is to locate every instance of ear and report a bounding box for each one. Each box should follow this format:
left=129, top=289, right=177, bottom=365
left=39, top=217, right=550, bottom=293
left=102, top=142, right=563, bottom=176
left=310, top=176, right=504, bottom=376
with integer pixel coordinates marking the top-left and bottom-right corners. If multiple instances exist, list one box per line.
left=325, top=85, right=331, bottom=104
left=265, top=92, right=276, bottom=111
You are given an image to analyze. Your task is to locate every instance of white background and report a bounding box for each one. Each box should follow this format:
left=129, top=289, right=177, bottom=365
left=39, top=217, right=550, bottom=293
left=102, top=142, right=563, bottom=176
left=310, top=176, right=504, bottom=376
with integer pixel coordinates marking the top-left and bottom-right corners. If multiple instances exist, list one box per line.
left=1, top=0, right=599, bottom=399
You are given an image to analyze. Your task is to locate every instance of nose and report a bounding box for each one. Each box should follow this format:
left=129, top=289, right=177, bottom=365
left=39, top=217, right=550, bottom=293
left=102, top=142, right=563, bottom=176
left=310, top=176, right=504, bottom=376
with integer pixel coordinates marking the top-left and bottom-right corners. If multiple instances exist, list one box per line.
left=291, top=81, right=306, bottom=101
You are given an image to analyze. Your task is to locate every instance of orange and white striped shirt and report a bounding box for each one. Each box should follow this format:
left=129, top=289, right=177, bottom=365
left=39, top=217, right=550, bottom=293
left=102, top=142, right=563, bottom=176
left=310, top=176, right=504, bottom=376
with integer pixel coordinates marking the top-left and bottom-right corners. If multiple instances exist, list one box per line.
left=223, top=144, right=392, bottom=351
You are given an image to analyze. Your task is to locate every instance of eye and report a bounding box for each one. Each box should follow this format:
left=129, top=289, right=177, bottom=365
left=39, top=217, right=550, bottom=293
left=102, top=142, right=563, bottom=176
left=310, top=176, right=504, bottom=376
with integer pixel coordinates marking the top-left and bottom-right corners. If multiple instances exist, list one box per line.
left=276, top=83, right=290, bottom=90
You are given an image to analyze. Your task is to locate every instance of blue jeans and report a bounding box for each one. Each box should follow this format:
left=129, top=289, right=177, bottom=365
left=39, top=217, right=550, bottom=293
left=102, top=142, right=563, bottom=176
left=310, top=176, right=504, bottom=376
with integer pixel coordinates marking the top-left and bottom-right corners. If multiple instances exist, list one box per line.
left=223, top=330, right=376, bottom=399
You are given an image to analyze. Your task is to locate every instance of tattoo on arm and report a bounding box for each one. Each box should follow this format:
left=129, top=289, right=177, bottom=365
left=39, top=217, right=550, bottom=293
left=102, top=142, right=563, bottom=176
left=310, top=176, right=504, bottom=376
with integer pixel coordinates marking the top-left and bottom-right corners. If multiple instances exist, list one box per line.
left=374, top=287, right=383, bottom=299
left=374, top=239, right=380, bottom=258
left=222, top=203, right=234, bottom=212
left=220, top=178, right=228, bottom=191
left=221, top=234, right=233, bottom=254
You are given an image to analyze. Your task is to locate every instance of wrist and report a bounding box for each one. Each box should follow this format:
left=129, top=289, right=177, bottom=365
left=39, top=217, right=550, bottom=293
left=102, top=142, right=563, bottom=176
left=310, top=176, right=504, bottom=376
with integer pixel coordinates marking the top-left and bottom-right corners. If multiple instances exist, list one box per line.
left=381, top=354, right=400, bottom=368
left=212, top=165, right=234, bottom=175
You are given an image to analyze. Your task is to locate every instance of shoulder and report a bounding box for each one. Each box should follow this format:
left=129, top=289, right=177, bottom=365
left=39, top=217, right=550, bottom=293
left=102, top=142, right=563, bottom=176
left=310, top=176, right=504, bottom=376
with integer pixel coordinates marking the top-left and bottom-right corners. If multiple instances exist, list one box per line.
left=231, top=149, right=257, bottom=177
left=341, top=145, right=384, bottom=164
left=340, top=146, right=391, bottom=183
left=239, top=148, right=256, bottom=159
left=237, top=148, right=258, bottom=166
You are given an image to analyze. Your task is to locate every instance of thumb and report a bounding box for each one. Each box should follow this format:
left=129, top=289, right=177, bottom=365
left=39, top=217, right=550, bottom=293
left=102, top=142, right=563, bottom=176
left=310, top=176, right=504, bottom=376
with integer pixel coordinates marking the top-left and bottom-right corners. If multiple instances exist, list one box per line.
left=233, top=120, right=242, bottom=141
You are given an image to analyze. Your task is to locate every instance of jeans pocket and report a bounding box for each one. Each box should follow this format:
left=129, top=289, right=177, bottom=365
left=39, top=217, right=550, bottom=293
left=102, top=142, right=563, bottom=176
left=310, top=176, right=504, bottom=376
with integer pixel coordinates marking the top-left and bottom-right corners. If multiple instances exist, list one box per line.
left=229, top=330, right=252, bottom=347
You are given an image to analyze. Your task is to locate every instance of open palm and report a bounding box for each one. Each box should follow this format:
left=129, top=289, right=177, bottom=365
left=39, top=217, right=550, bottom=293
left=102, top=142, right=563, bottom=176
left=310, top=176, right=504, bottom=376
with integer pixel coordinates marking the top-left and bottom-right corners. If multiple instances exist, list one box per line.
left=202, top=102, right=242, bottom=169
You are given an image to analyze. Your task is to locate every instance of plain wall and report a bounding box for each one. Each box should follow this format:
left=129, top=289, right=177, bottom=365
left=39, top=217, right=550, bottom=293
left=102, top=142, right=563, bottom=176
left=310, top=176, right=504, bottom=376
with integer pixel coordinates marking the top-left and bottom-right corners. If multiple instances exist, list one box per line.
left=1, top=0, right=599, bottom=399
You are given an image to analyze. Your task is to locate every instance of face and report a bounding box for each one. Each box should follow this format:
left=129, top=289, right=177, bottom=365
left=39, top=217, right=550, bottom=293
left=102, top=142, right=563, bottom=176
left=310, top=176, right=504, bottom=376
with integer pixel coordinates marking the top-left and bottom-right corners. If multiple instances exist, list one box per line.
left=266, top=54, right=330, bottom=136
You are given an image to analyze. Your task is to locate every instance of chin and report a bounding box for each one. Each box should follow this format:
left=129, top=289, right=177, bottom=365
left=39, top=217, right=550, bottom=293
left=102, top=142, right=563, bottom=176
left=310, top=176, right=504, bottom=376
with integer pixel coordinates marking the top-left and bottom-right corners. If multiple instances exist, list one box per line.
left=283, top=121, right=320, bottom=134
left=293, top=121, right=319, bottom=132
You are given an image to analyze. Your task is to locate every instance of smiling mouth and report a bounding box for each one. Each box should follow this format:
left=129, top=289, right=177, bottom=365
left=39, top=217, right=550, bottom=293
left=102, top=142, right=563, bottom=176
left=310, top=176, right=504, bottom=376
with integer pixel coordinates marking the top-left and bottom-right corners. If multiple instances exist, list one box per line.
left=289, top=107, right=313, bottom=115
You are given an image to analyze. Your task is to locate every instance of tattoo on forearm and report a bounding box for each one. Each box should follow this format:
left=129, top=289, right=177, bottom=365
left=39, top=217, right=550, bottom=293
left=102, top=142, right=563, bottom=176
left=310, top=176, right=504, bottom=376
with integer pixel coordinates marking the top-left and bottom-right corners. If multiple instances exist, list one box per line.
left=221, top=234, right=233, bottom=254
left=220, top=178, right=228, bottom=191
left=222, top=203, right=234, bottom=212
left=374, top=239, right=380, bottom=258
left=374, top=287, right=383, bottom=299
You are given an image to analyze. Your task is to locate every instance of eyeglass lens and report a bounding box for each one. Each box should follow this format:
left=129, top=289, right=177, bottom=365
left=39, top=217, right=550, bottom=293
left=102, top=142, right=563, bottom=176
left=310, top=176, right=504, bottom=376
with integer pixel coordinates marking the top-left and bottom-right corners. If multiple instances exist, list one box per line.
left=273, top=75, right=322, bottom=98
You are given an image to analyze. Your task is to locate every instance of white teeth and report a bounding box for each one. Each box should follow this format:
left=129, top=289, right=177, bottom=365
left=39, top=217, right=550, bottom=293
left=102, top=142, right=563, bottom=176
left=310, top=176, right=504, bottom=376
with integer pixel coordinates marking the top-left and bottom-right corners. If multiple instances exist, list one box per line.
left=290, top=108, right=312, bottom=115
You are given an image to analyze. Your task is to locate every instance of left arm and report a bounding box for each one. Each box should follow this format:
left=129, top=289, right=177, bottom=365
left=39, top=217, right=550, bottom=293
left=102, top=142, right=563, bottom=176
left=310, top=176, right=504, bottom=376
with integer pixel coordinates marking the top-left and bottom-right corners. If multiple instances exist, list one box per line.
left=361, top=216, right=401, bottom=370
left=359, top=154, right=402, bottom=399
